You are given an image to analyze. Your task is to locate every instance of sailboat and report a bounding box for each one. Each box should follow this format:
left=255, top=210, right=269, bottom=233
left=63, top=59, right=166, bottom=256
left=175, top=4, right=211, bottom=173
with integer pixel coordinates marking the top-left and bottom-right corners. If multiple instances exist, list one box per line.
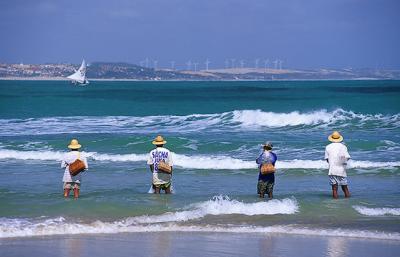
left=67, top=59, right=89, bottom=85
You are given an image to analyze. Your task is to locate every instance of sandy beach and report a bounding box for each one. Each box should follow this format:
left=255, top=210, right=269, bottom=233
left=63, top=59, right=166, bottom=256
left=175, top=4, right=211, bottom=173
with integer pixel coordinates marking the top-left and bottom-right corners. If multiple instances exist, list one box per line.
left=1, top=232, right=399, bottom=257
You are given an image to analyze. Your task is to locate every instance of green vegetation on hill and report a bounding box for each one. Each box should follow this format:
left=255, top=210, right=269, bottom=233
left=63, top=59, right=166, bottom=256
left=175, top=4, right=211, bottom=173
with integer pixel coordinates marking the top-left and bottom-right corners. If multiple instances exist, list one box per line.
left=1, top=62, right=399, bottom=80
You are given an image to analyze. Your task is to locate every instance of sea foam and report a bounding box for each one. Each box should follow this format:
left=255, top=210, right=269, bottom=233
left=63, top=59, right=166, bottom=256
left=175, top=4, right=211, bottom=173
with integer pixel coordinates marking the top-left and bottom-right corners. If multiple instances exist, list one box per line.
left=0, top=149, right=399, bottom=170
left=0, top=196, right=299, bottom=238
left=353, top=206, right=400, bottom=216
left=0, top=109, right=398, bottom=135
left=2, top=196, right=399, bottom=240
left=232, top=109, right=333, bottom=127
left=1, top=221, right=399, bottom=240
left=124, top=196, right=299, bottom=224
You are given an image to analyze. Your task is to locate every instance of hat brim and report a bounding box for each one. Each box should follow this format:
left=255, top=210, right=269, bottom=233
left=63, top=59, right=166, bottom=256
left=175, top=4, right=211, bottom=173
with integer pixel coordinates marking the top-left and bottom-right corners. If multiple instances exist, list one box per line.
left=68, top=144, right=82, bottom=149
left=328, top=135, right=343, bottom=143
left=152, top=140, right=167, bottom=145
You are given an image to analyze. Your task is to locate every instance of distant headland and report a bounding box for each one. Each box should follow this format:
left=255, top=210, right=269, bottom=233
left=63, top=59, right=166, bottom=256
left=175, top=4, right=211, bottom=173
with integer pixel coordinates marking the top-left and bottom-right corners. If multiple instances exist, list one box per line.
left=1, top=62, right=399, bottom=81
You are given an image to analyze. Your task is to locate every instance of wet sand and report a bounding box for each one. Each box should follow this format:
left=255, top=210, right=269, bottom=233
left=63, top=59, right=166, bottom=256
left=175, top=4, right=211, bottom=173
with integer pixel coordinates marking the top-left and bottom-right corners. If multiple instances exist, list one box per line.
left=1, top=232, right=399, bottom=257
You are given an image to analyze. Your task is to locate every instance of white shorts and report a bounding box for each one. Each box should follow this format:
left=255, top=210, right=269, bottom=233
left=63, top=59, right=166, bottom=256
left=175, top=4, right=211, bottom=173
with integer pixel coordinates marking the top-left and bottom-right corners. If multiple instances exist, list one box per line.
left=329, top=175, right=348, bottom=186
left=63, top=182, right=80, bottom=190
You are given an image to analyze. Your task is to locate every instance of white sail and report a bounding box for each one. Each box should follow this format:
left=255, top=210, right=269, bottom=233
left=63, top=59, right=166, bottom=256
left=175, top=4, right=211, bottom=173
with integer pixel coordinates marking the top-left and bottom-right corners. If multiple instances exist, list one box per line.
left=67, top=59, right=89, bottom=84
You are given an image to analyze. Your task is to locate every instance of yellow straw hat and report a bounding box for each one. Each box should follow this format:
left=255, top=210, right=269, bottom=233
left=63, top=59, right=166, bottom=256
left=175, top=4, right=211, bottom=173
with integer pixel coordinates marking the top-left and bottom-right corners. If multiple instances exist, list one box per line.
left=152, top=135, right=167, bottom=145
left=68, top=139, right=82, bottom=149
left=328, top=131, right=343, bottom=143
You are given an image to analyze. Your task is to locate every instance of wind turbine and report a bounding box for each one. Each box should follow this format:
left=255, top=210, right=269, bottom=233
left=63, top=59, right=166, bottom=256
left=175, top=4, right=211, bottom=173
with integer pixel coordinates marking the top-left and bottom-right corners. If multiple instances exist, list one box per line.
left=186, top=60, right=192, bottom=71
left=193, top=62, right=198, bottom=72
left=264, top=59, right=270, bottom=72
left=255, top=59, right=260, bottom=69
left=273, top=59, right=279, bottom=70
left=204, top=59, right=211, bottom=71
left=240, top=60, right=245, bottom=69
left=230, top=58, right=236, bottom=69
left=170, top=61, right=175, bottom=70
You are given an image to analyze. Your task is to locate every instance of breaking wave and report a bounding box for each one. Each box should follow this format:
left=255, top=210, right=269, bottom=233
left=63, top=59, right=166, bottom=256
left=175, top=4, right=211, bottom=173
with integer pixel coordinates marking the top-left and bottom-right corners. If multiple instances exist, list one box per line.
left=0, top=149, right=399, bottom=170
left=1, top=196, right=399, bottom=240
left=0, top=196, right=300, bottom=238
left=1, top=221, right=399, bottom=240
left=0, top=109, right=398, bottom=135
left=353, top=206, right=400, bottom=216
left=125, top=196, right=299, bottom=224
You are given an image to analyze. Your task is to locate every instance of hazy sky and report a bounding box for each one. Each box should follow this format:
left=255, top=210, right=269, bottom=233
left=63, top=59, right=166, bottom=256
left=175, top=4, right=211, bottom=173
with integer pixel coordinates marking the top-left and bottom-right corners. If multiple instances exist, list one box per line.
left=1, top=0, right=399, bottom=69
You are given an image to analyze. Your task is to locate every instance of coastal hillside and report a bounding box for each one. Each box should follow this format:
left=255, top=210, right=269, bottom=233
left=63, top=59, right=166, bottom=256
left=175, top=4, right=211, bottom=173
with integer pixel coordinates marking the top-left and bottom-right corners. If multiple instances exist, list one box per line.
left=0, top=62, right=399, bottom=80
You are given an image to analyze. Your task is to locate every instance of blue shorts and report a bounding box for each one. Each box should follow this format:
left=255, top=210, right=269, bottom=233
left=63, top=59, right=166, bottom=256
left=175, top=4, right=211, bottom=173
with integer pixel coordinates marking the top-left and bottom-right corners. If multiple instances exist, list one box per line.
left=329, top=175, right=348, bottom=186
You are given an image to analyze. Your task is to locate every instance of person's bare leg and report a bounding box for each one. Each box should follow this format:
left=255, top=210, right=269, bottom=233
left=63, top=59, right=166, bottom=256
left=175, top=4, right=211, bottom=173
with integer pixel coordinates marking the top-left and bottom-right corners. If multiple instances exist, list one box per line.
left=332, top=185, right=338, bottom=199
left=341, top=185, right=350, bottom=198
left=154, top=187, right=161, bottom=194
left=73, top=188, right=79, bottom=199
left=63, top=189, right=70, bottom=198
left=258, top=183, right=264, bottom=198
left=165, top=186, right=171, bottom=194
left=268, top=192, right=273, bottom=199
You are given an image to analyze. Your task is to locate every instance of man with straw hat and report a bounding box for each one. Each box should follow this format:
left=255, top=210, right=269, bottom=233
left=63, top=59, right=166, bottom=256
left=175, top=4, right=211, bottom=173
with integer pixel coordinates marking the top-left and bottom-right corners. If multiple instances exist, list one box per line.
left=256, top=141, right=277, bottom=199
left=61, top=139, right=88, bottom=199
left=325, top=131, right=351, bottom=199
left=147, top=135, right=174, bottom=194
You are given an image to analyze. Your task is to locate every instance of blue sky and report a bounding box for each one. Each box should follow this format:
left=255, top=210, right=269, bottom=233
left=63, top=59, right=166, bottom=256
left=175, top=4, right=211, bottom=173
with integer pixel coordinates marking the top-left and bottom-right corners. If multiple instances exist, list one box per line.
left=1, top=0, right=399, bottom=69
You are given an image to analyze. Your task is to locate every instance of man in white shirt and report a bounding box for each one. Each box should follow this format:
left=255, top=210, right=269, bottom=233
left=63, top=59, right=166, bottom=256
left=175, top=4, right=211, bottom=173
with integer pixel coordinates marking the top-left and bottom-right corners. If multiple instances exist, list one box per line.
left=325, top=131, right=351, bottom=199
left=61, top=139, right=88, bottom=199
left=147, top=135, right=173, bottom=194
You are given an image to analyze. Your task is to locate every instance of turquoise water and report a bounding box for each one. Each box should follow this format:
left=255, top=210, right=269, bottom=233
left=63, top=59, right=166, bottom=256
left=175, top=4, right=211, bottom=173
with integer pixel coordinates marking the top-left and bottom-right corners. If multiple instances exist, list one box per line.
left=0, top=80, right=399, bottom=239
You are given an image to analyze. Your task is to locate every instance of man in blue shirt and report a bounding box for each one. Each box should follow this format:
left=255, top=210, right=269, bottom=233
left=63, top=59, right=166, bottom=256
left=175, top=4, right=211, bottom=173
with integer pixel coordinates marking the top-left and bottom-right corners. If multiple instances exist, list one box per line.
left=256, top=142, right=277, bottom=199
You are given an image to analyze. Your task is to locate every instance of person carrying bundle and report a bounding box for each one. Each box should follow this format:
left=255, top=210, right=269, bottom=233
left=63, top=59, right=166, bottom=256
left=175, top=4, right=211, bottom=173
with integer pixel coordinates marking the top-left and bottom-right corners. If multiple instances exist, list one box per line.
left=61, top=139, right=88, bottom=199
left=147, top=135, right=174, bottom=194
left=256, top=142, right=277, bottom=199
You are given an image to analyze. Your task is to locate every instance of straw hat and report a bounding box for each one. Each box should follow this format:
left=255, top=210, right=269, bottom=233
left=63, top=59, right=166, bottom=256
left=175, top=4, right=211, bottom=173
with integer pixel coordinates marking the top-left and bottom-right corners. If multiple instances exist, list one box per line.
left=263, top=141, right=273, bottom=150
left=328, top=131, right=343, bottom=143
left=152, top=135, right=167, bottom=145
left=68, top=139, right=82, bottom=149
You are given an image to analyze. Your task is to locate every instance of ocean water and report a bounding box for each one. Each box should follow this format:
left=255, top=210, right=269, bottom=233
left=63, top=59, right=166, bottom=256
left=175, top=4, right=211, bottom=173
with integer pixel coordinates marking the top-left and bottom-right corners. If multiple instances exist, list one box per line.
left=0, top=80, right=399, bottom=241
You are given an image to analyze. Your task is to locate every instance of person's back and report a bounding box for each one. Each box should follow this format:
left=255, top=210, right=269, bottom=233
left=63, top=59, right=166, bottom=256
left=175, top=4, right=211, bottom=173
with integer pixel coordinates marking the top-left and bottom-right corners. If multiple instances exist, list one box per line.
left=61, top=139, right=88, bottom=199
left=325, top=131, right=351, bottom=199
left=325, top=142, right=350, bottom=177
left=257, top=150, right=277, bottom=182
left=147, top=135, right=174, bottom=194
left=149, top=146, right=172, bottom=183
left=256, top=142, right=277, bottom=199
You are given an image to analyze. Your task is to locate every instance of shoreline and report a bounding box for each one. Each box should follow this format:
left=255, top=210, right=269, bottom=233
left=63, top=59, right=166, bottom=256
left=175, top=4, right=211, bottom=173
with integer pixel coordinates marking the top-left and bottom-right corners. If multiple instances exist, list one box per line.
left=1, top=232, right=399, bottom=257
left=0, top=77, right=395, bottom=82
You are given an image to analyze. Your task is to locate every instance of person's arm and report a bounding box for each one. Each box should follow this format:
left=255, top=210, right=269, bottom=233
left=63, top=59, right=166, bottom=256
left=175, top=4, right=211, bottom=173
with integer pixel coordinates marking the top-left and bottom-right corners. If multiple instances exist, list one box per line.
left=147, top=152, right=154, bottom=172
left=271, top=152, right=277, bottom=166
left=61, top=155, right=68, bottom=168
left=324, top=148, right=329, bottom=163
left=168, top=152, right=173, bottom=173
left=256, top=152, right=264, bottom=164
left=83, top=155, right=89, bottom=170
left=344, top=146, right=351, bottom=160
